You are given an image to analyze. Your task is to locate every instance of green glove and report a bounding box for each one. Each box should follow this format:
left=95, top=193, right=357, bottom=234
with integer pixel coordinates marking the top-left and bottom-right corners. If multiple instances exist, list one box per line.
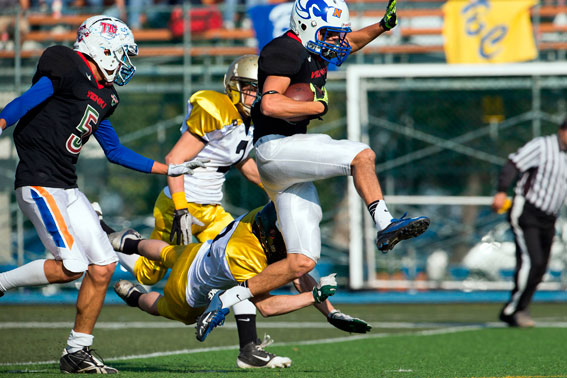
left=312, top=273, right=337, bottom=303
left=310, top=83, right=328, bottom=117
left=380, top=0, right=397, bottom=31
left=327, top=310, right=372, bottom=333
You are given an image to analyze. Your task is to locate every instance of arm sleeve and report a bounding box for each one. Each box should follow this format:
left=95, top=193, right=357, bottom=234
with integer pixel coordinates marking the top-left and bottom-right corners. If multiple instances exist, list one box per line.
left=0, top=76, right=54, bottom=127
left=509, top=138, right=541, bottom=171
left=497, top=159, right=520, bottom=193
left=94, top=119, right=155, bottom=173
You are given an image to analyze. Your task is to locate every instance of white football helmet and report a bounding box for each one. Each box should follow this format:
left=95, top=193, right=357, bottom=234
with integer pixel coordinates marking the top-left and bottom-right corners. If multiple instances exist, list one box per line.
left=224, top=54, right=258, bottom=118
left=74, top=15, right=138, bottom=86
left=290, top=0, right=352, bottom=66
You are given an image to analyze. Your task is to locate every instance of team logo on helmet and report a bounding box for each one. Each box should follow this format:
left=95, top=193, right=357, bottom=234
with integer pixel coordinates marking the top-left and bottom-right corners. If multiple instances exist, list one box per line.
left=295, top=0, right=330, bottom=21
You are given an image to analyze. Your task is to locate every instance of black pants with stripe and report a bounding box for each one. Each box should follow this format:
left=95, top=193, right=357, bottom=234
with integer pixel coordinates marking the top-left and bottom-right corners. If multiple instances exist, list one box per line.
left=503, top=200, right=556, bottom=315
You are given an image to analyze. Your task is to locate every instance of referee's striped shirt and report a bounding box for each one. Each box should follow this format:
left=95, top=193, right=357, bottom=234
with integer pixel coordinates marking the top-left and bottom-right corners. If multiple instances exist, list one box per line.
left=510, top=135, right=567, bottom=215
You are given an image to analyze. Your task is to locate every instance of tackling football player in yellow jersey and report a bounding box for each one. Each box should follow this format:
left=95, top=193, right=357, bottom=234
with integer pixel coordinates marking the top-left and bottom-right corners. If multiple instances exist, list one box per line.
left=112, top=202, right=371, bottom=368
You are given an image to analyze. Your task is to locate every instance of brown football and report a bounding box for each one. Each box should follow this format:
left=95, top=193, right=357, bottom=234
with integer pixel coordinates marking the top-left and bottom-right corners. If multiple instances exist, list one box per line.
left=284, top=83, right=313, bottom=122
left=284, top=83, right=314, bottom=102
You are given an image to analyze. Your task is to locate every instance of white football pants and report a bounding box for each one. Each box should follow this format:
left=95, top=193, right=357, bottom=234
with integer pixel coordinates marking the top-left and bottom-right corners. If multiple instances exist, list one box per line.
left=254, top=133, right=368, bottom=262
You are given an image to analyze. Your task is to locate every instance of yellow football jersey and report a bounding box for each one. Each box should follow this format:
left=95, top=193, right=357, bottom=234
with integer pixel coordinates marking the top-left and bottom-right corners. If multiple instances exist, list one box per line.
left=154, top=207, right=270, bottom=323
left=174, top=90, right=255, bottom=205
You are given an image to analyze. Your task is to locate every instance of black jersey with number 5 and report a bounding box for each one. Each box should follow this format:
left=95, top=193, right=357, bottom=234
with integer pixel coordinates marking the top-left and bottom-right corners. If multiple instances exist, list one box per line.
left=252, top=31, right=328, bottom=144
left=13, top=46, right=119, bottom=189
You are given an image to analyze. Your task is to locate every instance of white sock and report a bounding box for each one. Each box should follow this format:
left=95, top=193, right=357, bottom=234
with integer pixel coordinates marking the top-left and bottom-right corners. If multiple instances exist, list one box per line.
left=373, top=201, right=393, bottom=230
left=66, top=330, right=94, bottom=353
left=116, top=252, right=139, bottom=276
left=219, top=286, right=253, bottom=309
left=232, top=299, right=257, bottom=315
left=0, top=259, right=49, bottom=291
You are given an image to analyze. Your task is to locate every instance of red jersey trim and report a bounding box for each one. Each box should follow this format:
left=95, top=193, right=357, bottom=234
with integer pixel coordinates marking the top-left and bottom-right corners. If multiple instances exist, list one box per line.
left=286, top=30, right=302, bottom=43
left=76, top=51, right=105, bottom=90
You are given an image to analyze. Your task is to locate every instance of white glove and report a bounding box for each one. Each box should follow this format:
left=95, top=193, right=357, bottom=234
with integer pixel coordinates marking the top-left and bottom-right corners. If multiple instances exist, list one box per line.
left=0, top=128, right=3, bottom=137
left=167, top=159, right=209, bottom=177
left=170, top=209, right=205, bottom=245
left=312, top=273, right=337, bottom=303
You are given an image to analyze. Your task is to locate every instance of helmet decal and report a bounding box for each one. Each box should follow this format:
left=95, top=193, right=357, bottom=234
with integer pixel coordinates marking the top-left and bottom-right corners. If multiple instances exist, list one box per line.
left=295, top=0, right=330, bottom=22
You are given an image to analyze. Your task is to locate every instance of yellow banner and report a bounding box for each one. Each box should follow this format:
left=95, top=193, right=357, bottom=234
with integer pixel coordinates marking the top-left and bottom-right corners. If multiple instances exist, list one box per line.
left=442, top=0, right=537, bottom=64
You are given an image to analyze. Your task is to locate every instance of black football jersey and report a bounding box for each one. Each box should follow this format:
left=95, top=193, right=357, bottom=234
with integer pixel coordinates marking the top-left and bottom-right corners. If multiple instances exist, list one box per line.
left=252, top=31, right=328, bottom=143
left=14, top=46, right=119, bottom=189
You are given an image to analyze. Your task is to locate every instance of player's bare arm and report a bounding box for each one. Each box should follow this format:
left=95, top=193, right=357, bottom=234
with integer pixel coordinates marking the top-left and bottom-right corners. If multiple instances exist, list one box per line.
left=166, top=131, right=206, bottom=195
left=236, top=157, right=263, bottom=187
left=347, top=23, right=387, bottom=53
left=348, top=0, right=397, bottom=53
left=261, top=76, right=325, bottom=119
left=252, top=291, right=316, bottom=317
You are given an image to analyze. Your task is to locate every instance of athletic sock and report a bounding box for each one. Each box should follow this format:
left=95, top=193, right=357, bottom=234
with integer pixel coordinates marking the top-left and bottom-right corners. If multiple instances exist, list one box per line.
left=368, top=200, right=393, bottom=230
left=122, top=239, right=142, bottom=255
left=235, top=314, right=258, bottom=349
left=66, top=330, right=94, bottom=353
left=0, top=259, right=49, bottom=291
left=218, top=286, right=253, bottom=309
left=125, top=289, right=143, bottom=308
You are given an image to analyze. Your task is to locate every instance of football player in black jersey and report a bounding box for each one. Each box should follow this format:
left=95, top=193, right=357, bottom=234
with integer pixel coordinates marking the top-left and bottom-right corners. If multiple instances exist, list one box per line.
left=0, top=15, right=204, bottom=374
left=195, top=0, right=430, bottom=339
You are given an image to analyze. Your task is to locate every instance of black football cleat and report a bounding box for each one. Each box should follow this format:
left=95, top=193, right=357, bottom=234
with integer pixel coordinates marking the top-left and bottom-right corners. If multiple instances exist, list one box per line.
left=237, top=335, right=292, bottom=369
left=60, top=346, right=118, bottom=374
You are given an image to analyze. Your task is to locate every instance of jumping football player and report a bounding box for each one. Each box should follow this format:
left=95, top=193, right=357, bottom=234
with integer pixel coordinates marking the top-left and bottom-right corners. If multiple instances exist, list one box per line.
left=195, top=0, right=430, bottom=339
left=0, top=15, right=203, bottom=374
left=111, top=202, right=371, bottom=368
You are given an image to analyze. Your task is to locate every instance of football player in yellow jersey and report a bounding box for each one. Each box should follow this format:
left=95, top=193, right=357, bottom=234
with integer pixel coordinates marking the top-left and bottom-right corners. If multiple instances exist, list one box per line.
left=112, top=202, right=371, bottom=368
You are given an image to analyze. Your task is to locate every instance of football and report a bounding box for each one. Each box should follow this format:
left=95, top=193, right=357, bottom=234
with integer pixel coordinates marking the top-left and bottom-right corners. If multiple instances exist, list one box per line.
left=284, top=83, right=313, bottom=122
left=284, top=83, right=314, bottom=102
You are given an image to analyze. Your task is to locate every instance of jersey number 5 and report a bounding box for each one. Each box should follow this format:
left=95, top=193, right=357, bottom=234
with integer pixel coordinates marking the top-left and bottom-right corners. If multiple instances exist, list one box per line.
left=66, top=105, right=99, bottom=154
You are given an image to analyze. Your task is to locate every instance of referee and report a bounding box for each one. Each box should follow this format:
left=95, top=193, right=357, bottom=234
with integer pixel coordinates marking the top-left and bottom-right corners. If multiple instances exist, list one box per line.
left=492, top=120, right=567, bottom=327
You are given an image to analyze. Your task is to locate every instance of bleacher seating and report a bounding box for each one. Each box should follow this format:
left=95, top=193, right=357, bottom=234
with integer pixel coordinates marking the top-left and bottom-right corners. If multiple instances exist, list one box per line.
left=2, top=2, right=567, bottom=60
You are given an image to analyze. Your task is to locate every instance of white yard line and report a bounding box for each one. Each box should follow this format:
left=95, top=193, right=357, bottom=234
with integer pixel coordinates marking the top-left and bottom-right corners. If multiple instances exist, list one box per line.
left=3, top=321, right=567, bottom=367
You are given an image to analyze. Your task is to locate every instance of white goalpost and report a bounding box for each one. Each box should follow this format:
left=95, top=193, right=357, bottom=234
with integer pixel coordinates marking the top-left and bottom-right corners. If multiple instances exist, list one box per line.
left=346, top=62, right=567, bottom=290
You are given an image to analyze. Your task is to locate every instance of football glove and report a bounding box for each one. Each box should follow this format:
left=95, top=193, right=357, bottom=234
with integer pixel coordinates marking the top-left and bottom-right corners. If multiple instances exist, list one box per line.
left=167, top=159, right=209, bottom=177
left=380, top=0, right=397, bottom=31
left=312, top=273, right=337, bottom=303
left=327, top=310, right=372, bottom=333
left=170, top=208, right=204, bottom=245
left=310, top=83, right=328, bottom=117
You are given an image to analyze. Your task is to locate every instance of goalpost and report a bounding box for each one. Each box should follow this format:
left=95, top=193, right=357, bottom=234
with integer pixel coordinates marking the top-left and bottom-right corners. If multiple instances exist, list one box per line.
left=346, top=62, right=567, bottom=290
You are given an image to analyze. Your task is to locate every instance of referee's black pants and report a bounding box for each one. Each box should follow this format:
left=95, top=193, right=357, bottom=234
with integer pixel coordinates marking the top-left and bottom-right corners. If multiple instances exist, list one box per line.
left=502, top=199, right=556, bottom=316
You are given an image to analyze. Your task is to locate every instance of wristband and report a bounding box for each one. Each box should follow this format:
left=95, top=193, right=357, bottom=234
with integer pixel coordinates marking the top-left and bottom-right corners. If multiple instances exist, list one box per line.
left=318, top=100, right=328, bottom=116
left=171, top=191, right=188, bottom=210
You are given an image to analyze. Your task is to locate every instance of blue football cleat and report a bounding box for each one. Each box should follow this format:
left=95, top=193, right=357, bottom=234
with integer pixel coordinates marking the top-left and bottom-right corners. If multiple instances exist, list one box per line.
left=376, top=213, right=430, bottom=252
left=195, top=290, right=230, bottom=342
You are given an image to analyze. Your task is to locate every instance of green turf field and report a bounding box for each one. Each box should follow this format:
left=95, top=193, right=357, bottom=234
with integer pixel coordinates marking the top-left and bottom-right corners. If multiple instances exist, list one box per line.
left=1, top=302, right=566, bottom=377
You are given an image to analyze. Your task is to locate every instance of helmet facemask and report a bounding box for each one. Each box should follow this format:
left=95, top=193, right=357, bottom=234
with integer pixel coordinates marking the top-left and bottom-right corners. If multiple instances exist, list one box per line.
left=308, top=26, right=351, bottom=65
left=114, top=44, right=138, bottom=86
